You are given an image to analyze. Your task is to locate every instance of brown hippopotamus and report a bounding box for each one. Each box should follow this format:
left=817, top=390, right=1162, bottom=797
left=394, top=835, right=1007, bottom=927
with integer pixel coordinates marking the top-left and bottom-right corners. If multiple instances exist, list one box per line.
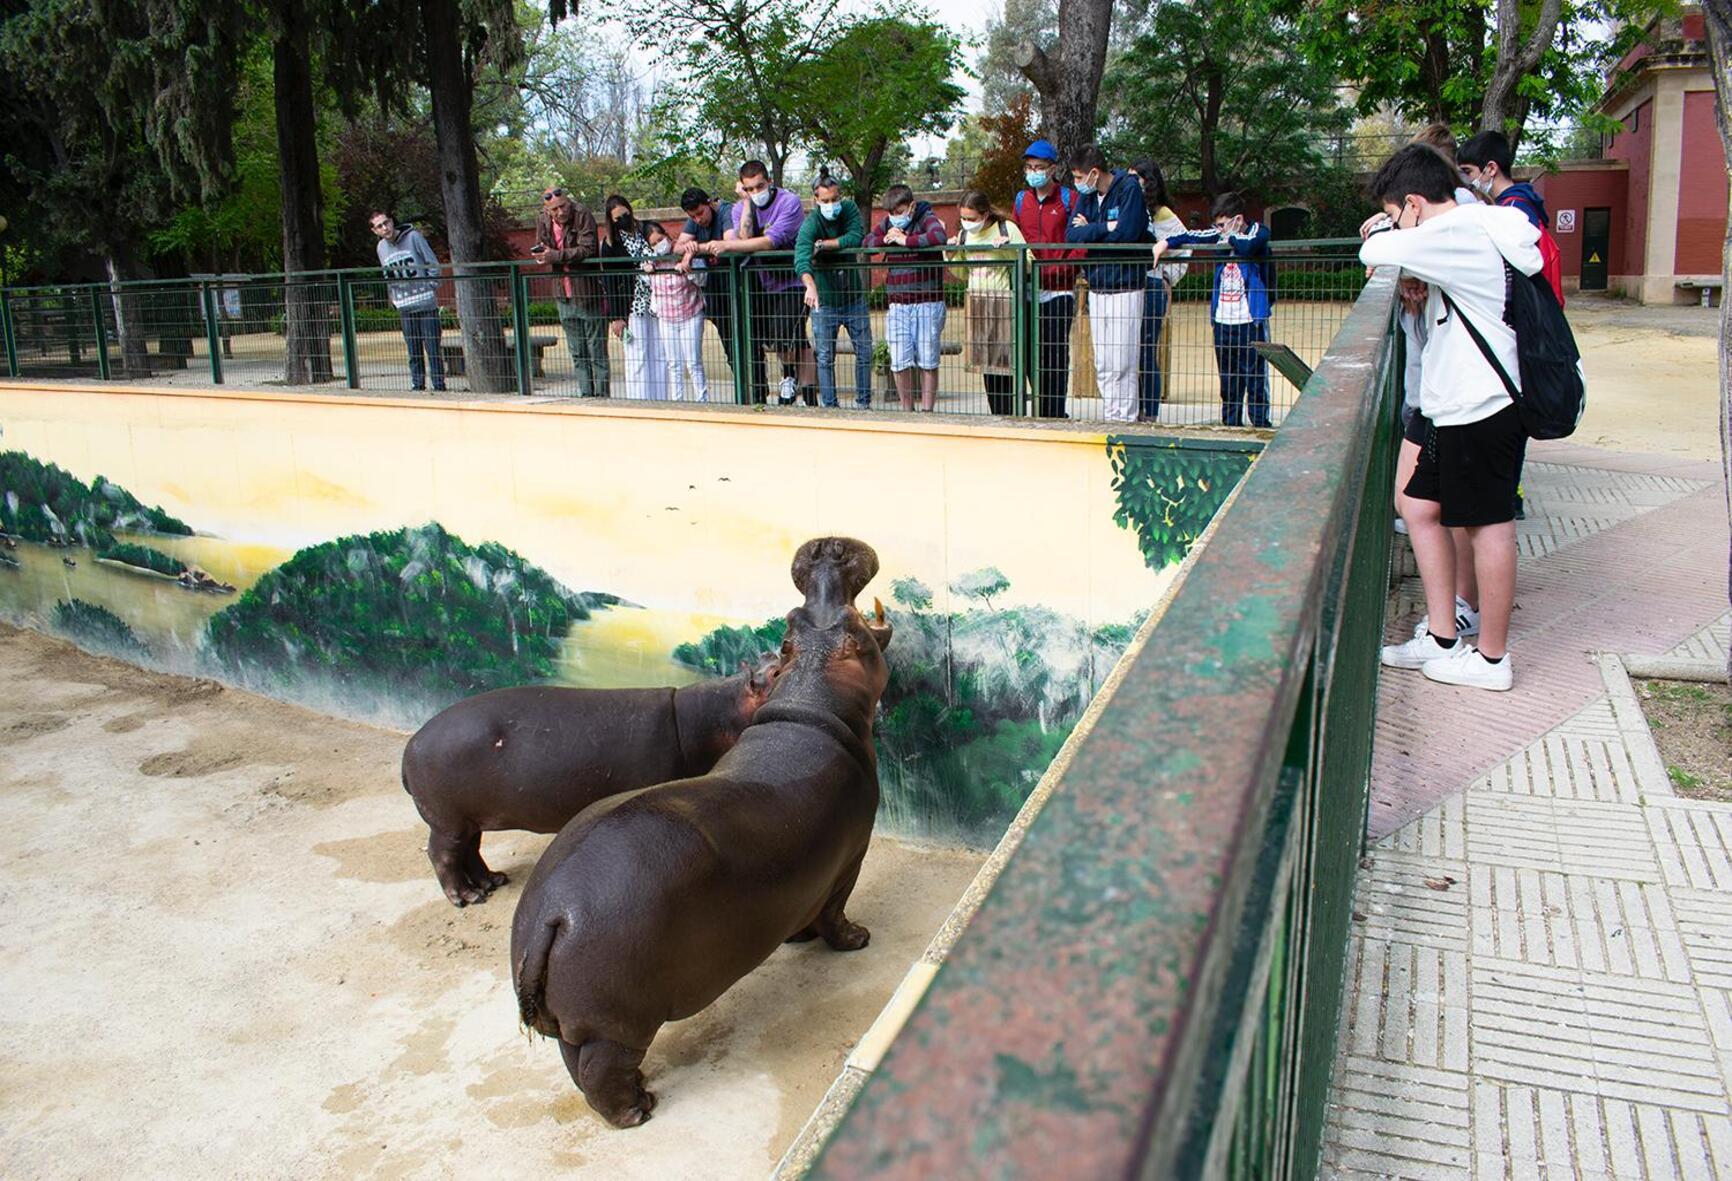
left=401, top=658, right=781, bottom=906
left=510, top=537, right=890, bottom=1127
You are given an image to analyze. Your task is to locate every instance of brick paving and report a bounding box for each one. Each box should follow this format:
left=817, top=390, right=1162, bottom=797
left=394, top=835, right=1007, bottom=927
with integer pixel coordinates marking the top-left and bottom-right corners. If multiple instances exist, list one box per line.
left=1324, top=441, right=1732, bottom=1180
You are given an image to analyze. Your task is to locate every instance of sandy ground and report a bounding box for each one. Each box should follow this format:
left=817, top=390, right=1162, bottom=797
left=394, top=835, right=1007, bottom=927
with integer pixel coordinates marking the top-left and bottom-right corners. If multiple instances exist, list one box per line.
left=1566, top=294, right=1723, bottom=460
left=0, top=623, right=985, bottom=1180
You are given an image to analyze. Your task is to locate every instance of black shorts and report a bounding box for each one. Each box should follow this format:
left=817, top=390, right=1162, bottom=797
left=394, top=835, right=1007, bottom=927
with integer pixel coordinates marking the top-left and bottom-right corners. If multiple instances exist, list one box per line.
left=752, top=288, right=809, bottom=351
left=1405, top=404, right=1526, bottom=527
left=1402, top=408, right=1432, bottom=446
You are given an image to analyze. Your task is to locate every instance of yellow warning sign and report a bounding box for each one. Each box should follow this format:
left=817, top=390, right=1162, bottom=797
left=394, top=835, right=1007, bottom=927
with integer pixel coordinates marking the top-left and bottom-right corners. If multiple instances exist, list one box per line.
left=1588, top=252, right=1602, bottom=263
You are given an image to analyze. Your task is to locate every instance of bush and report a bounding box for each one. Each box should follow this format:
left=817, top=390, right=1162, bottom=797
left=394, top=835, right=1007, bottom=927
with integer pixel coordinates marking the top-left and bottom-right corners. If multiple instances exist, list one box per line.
left=51, top=599, right=150, bottom=659
left=1171, top=264, right=1366, bottom=304
left=96, top=542, right=187, bottom=577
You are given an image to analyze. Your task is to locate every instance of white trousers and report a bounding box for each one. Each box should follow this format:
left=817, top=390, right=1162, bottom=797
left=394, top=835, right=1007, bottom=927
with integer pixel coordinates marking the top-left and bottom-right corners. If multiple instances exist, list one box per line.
left=660, top=314, right=709, bottom=402
left=1089, top=288, right=1145, bottom=423
left=624, top=312, right=668, bottom=401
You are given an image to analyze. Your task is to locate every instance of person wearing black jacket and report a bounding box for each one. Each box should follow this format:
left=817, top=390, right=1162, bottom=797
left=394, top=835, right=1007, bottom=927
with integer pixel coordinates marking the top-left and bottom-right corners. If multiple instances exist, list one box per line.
left=1065, top=145, right=1149, bottom=423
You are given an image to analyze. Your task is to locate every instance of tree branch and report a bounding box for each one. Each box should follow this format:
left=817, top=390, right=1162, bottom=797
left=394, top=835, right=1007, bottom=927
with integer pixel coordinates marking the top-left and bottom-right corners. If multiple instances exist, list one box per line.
left=1015, top=39, right=1056, bottom=97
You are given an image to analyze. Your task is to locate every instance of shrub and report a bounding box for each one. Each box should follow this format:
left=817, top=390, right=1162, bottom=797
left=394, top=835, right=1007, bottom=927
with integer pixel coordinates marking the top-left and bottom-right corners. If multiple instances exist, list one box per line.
left=95, top=541, right=186, bottom=577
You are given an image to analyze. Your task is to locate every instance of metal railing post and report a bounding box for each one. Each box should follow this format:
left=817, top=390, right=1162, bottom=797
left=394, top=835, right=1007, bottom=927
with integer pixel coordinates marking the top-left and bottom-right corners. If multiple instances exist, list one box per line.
left=89, top=287, right=110, bottom=380
left=338, top=273, right=360, bottom=389
left=1012, top=252, right=1029, bottom=416
left=511, top=263, right=533, bottom=396
left=201, top=281, right=224, bottom=384
left=62, top=290, right=82, bottom=365
left=0, top=288, right=18, bottom=378
left=729, top=258, right=752, bottom=405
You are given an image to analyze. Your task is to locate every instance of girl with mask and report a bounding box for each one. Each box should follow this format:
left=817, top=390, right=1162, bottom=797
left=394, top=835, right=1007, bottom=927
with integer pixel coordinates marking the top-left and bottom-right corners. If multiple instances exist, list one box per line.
left=948, top=190, right=1026, bottom=415
left=640, top=221, right=709, bottom=401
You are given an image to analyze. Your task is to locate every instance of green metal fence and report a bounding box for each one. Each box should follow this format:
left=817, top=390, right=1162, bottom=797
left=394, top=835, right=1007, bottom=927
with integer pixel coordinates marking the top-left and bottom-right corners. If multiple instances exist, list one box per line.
left=799, top=268, right=1402, bottom=1178
left=0, top=241, right=1366, bottom=427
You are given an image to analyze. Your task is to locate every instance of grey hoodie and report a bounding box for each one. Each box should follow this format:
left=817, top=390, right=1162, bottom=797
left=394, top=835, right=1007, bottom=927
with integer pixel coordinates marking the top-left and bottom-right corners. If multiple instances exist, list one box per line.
left=376, top=223, right=441, bottom=313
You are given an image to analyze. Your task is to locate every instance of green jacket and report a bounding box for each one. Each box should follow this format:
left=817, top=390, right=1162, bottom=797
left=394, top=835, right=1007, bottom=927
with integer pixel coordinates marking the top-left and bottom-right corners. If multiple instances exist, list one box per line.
left=794, top=200, right=866, bottom=306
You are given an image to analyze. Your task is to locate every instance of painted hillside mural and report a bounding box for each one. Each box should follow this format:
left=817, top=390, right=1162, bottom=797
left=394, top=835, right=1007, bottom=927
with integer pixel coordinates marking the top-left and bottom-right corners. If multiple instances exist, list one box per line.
left=0, top=441, right=1252, bottom=843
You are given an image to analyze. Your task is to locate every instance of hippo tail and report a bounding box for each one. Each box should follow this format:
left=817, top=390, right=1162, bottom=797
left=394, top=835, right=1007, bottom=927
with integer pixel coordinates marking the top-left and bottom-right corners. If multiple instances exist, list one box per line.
left=514, top=915, right=564, bottom=1038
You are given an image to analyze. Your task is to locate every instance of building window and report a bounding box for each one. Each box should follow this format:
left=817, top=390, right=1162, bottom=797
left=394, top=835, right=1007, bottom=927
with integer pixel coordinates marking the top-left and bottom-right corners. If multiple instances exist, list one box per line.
left=1631, top=105, right=1641, bottom=133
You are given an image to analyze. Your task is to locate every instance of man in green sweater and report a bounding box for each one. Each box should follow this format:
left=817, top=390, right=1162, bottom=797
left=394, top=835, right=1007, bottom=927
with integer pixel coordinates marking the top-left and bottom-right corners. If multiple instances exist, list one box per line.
left=796, top=176, right=872, bottom=408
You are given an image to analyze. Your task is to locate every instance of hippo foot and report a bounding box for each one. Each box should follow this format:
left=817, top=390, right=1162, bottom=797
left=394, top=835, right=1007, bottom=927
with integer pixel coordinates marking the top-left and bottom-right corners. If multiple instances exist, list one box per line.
left=601, top=1086, right=657, bottom=1128
left=441, top=869, right=507, bottom=908
left=822, top=920, right=871, bottom=951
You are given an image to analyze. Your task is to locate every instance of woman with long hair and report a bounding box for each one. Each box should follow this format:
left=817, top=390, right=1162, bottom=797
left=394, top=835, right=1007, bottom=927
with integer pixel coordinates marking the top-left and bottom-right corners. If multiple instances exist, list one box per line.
left=602, top=194, right=667, bottom=401
left=1132, top=160, right=1187, bottom=421
left=948, top=189, right=1026, bottom=415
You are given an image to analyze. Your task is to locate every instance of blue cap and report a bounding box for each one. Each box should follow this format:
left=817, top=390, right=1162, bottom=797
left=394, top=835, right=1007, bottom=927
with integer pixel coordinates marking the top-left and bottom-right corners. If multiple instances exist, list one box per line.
left=1023, top=139, right=1059, bottom=163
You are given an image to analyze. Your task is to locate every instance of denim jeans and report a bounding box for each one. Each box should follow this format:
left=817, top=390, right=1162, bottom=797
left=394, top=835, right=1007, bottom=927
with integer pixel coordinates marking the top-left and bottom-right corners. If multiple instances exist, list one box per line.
left=1138, top=275, right=1171, bottom=419
left=1212, top=319, right=1272, bottom=428
left=401, top=308, right=446, bottom=391
left=812, top=300, right=873, bottom=407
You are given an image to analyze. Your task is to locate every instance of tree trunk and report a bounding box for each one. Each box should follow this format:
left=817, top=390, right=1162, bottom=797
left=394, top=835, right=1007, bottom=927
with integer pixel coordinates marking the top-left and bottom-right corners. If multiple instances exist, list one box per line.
left=1015, top=0, right=1113, bottom=160
left=274, top=1, right=335, bottom=386
left=1703, top=0, right=1732, bottom=682
left=421, top=0, right=515, bottom=393
left=1199, top=64, right=1224, bottom=198
left=1479, top=0, right=1564, bottom=140
left=105, top=248, right=151, bottom=377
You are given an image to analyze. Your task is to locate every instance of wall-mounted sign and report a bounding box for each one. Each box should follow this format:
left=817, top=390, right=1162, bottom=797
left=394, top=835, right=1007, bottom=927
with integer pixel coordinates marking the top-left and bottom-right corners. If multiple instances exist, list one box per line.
left=1556, top=209, right=1578, bottom=233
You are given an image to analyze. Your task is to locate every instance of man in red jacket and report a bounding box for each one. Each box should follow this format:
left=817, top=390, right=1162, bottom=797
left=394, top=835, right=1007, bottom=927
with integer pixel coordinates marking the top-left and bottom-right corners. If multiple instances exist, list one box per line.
left=1014, top=139, right=1087, bottom=418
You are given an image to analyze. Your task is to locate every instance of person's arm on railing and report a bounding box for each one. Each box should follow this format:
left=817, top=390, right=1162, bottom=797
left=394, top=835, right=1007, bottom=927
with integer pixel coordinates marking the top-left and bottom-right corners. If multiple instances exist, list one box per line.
left=543, top=206, right=599, bottom=266
left=795, top=214, right=822, bottom=309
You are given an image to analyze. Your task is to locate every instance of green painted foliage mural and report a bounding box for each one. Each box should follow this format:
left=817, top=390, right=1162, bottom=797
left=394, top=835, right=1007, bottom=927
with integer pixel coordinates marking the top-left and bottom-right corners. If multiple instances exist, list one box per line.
left=674, top=569, right=1142, bottom=838
left=203, top=522, right=617, bottom=701
left=51, top=598, right=151, bottom=659
left=96, top=541, right=187, bottom=577
left=0, top=451, right=192, bottom=549
left=1108, top=440, right=1255, bottom=571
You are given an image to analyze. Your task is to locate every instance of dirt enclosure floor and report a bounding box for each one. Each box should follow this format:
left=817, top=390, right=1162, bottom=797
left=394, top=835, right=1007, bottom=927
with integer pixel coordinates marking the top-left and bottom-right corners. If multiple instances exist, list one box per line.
left=0, top=623, right=985, bottom=1179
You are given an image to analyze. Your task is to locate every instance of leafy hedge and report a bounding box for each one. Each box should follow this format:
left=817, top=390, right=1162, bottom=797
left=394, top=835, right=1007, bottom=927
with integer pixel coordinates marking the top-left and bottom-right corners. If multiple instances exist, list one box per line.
left=1170, top=264, right=1366, bottom=303
left=1108, top=440, right=1255, bottom=571
left=51, top=598, right=150, bottom=659
left=96, top=541, right=187, bottom=577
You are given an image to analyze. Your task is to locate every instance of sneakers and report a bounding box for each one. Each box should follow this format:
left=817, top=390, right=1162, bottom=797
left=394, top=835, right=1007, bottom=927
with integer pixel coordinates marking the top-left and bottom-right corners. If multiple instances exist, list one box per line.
left=1422, top=644, right=1513, bottom=691
left=778, top=376, right=799, bottom=405
left=1393, top=517, right=1409, bottom=535
left=1413, top=596, right=1480, bottom=639
left=1380, top=631, right=1456, bottom=670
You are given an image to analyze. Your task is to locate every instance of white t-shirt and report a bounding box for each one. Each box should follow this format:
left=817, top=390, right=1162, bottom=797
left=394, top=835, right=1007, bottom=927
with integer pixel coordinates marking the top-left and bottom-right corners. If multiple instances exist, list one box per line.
left=1215, top=263, right=1252, bottom=325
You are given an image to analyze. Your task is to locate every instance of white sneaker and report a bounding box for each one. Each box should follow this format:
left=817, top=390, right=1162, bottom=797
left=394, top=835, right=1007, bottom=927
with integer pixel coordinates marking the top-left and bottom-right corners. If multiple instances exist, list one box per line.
left=778, top=376, right=798, bottom=405
left=1414, top=596, right=1481, bottom=639
left=1422, top=645, right=1512, bottom=691
left=1393, top=517, right=1409, bottom=535
left=1381, top=631, right=1455, bottom=670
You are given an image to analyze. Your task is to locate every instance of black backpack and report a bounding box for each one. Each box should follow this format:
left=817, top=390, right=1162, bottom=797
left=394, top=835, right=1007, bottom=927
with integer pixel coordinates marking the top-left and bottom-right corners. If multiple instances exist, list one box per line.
left=1440, top=264, right=1585, bottom=440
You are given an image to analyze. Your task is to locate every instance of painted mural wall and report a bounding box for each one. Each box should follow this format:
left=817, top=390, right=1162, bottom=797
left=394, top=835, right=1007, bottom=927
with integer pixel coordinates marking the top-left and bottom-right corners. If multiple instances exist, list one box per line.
left=0, top=385, right=1255, bottom=842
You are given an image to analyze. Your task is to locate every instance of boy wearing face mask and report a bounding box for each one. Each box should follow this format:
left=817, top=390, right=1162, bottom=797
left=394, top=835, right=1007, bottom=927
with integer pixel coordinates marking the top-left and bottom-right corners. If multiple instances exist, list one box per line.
left=1064, top=144, right=1150, bottom=424
left=863, top=184, right=950, bottom=411
left=1012, top=139, right=1085, bottom=419
left=795, top=176, right=872, bottom=408
left=1458, top=130, right=1564, bottom=307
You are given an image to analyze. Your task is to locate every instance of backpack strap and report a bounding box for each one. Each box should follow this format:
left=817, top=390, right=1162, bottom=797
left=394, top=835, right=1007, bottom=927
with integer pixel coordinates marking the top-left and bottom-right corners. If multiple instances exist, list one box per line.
left=1014, top=190, right=1025, bottom=218
left=1437, top=285, right=1518, bottom=400
left=1060, top=186, right=1075, bottom=213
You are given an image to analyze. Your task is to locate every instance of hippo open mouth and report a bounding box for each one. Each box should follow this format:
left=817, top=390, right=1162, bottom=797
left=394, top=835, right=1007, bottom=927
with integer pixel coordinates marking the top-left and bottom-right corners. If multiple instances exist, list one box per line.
left=790, top=537, right=879, bottom=624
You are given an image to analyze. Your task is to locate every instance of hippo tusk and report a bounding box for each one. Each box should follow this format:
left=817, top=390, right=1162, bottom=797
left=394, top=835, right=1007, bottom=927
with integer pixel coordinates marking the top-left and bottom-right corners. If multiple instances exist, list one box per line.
left=873, top=597, right=885, bottom=624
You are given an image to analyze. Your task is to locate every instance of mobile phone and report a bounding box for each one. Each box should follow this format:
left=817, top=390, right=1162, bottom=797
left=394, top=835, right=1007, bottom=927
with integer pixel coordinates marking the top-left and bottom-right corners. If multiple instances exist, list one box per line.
left=530, top=244, right=547, bottom=255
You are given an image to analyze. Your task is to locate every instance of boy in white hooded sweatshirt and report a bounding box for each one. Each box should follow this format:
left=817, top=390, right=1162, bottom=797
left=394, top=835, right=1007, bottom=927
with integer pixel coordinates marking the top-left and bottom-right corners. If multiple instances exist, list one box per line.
left=1360, top=144, right=1542, bottom=692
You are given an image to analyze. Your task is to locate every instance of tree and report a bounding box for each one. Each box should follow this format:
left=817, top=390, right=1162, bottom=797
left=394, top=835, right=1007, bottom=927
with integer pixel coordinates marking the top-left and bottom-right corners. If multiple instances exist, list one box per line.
left=951, top=567, right=1011, bottom=610
left=1704, top=0, right=1732, bottom=681
left=793, top=18, right=966, bottom=213
left=650, top=0, right=836, bottom=185
left=1293, top=0, right=1662, bottom=150
left=971, top=93, right=1040, bottom=204
left=978, top=0, right=1053, bottom=111
left=1014, top=0, right=1114, bottom=158
left=1102, top=0, right=1351, bottom=199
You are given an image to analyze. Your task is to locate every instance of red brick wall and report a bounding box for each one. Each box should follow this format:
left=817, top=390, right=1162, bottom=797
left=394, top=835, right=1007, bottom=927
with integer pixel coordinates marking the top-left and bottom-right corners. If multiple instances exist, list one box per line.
left=1532, top=168, right=1629, bottom=277
left=1606, top=99, right=1654, bottom=278
left=1676, top=89, right=1729, bottom=275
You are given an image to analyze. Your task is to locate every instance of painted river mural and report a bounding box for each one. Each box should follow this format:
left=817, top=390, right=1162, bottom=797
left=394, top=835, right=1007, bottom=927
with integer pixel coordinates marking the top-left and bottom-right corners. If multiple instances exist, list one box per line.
left=0, top=435, right=1253, bottom=844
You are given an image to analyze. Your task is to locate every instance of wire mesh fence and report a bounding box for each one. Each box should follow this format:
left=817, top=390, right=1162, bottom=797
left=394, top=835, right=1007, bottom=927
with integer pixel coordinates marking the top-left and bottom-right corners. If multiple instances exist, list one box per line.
left=2, top=242, right=1365, bottom=425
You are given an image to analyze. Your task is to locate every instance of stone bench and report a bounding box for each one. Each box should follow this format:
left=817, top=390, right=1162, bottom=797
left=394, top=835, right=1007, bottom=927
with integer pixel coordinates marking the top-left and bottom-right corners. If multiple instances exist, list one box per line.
left=1677, top=279, right=1722, bottom=309
left=438, top=334, right=559, bottom=377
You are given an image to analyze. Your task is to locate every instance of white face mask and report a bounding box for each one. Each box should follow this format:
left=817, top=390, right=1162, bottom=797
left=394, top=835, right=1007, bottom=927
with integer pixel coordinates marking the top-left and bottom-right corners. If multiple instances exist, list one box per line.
left=959, top=218, right=984, bottom=233
left=1471, top=173, right=1494, bottom=196
left=818, top=201, right=841, bottom=219
left=653, top=238, right=671, bottom=255
left=749, top=187, right=774, bottom=209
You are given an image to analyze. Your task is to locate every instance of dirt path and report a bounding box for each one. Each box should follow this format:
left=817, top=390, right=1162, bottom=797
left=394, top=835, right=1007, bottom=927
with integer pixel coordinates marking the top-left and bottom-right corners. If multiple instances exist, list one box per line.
left=0, top=623, right=983, bottom=1179
left=1566, top=295, right=1722, bottom=460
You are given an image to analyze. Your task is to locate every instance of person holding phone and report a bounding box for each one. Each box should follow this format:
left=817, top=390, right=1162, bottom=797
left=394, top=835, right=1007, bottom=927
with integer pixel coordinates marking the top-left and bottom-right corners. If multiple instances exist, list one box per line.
left=534, top=193, right=610, bottom=397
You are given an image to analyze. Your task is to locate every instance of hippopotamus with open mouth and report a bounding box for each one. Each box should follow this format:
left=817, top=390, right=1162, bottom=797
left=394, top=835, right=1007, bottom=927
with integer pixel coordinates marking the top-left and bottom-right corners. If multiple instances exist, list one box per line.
left=509, top=537, right=891, bottom=1127
left=401, top=657, right=782, bottom=906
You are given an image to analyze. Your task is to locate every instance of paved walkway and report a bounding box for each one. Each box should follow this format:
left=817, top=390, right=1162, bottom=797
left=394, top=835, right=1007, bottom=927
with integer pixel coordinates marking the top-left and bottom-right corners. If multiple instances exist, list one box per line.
left=1324, top=441, right=1732, bottom=1180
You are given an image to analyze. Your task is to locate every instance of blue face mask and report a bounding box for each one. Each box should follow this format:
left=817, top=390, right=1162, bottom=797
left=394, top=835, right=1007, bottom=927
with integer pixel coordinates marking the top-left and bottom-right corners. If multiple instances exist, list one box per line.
left=1074, top=172, right=1098, bottom=197
left=889, top=213, right=912, bottom=229
left=1025, top=169, right=1049, bottom=189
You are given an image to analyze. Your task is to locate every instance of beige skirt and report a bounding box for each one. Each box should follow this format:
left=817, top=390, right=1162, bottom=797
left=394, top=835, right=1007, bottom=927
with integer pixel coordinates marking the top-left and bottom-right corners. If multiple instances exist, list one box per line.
left=965, top=292, right=1014, bottom=375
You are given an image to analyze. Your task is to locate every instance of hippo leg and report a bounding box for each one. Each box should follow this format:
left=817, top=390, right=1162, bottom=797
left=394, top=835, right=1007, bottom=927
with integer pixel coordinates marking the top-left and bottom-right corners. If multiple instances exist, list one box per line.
left=462, top=841, right=509, bottom=895
left=427, top=827, right=497, bottom=907
left=812, top=857, right=870, bottom=951
left=559, top=1037, right=657, bottom=1128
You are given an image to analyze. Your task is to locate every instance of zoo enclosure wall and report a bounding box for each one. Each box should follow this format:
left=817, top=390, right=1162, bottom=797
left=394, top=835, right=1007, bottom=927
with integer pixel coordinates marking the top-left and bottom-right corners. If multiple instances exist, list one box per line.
left=1, top=241, right=1365, bottom=428
left=802, top=271, right=1402, bottom=1178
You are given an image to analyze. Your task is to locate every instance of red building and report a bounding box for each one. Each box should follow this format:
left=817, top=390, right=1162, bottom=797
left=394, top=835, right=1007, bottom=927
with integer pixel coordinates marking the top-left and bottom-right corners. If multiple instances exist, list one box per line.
left=1534, top=6, right=1726, bottom=304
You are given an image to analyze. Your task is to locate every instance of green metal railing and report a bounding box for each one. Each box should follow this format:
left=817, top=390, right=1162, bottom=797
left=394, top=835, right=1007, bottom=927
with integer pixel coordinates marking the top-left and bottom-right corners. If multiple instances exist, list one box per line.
left=0, top=241, right=1367, bottom=427
left=802, top=269, right=1402, bottom=1178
